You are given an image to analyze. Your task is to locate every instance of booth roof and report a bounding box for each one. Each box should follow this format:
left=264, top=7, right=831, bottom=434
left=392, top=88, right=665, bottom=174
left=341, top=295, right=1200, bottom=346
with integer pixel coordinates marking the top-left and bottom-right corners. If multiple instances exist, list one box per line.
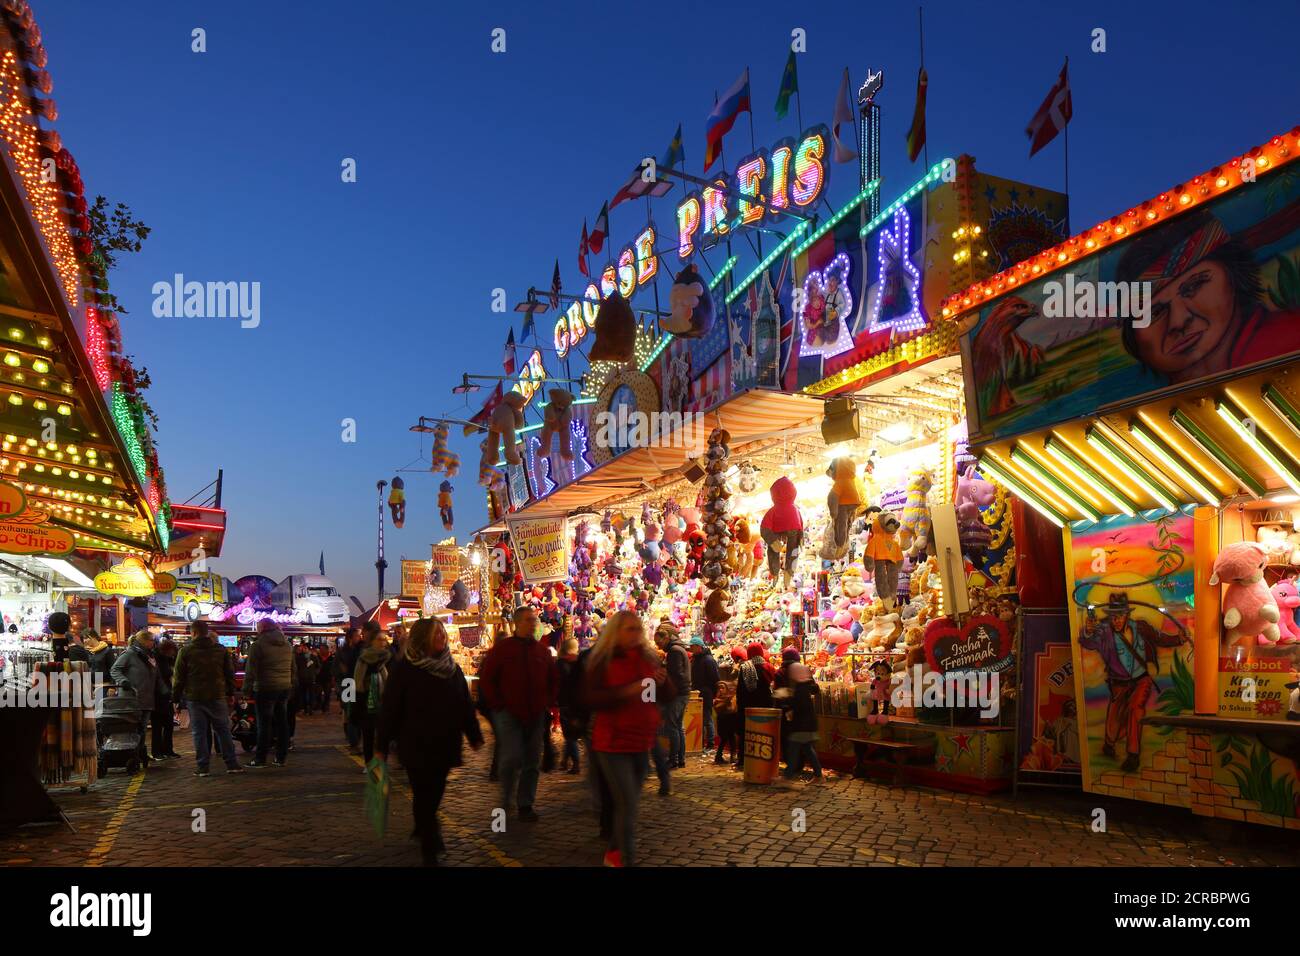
left=480, top=387, right=825, bottom=528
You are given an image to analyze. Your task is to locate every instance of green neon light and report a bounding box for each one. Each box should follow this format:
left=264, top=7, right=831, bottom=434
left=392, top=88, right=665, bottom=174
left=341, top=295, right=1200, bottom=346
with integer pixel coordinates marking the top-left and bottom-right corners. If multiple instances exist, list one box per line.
left=537, top=396, right=597, bottom=409
left=710, top=255, right=738, bottom=290
left=726, top=220, right=809, bottom=305
left=1169, top=407, right=1266, bottom=497
left=1009, top=447, right=1101, bottom=522
left=790, top=179, right=880, bottom=259
left=858, top=158, right=952, bottom=240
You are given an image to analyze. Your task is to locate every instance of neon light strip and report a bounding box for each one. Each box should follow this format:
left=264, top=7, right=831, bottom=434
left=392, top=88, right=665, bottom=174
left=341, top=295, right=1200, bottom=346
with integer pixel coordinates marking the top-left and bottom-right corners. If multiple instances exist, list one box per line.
left=710, top=256, right=738, bottom=290
left=1084, top=425, right=1178, bottom=512
left=977, top=455, right=1065, bottom=528
left=1215, top=399, right=1300, bottom=497
left=172, top=521, right=225, bottom=531
left=1127, top=419, right=1219, bottom=506
left=726, top=221, right=809, bottom=305
left=1169, top=407, right=1265, bottom=498
left=790, top=180, right=880, bottom=259
left=1262, top=384, right=1300, bottom=440
left=1042, top=436, right=1136, bottom=516
left=858, top=159, right=952, bottom=240
left=1009, top=447, right=1101, bottom=521
left=536, top=397, right=598, bottom=409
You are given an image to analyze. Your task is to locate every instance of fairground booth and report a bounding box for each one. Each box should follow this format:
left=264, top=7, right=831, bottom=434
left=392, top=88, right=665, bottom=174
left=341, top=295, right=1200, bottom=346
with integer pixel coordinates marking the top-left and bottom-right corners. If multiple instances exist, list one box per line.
left=445, top=68, right=1084, bottom=794
left=947, top=126, right=1300, bottom=829
left=0, top=0, right=182, bottom=823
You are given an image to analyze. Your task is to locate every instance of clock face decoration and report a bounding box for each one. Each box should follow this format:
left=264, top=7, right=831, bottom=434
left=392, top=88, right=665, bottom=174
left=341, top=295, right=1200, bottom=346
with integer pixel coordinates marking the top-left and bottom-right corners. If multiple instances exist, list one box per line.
left=589, top=368, right=661, bottom=466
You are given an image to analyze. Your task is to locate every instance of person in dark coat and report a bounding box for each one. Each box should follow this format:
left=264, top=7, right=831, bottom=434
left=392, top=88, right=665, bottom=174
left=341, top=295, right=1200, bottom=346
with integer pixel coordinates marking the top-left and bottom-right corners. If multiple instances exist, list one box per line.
left=556, top=638, right=584, bottom=774
left=110, top=629, right=159, bottom=769
left=780, top=663, right=822, bottom=781
left=688, top=637, right=720, bottom=751
left=378, top=617, right=483, bottom=866
left=350, top=623, right=391, bottom=766
left=69, top=629, right=115, bottom=698
left=152, top=638, right=180, bottom=759
left=734, top=641, right=774, bottom=770
left=336, top=627, right=363, bottom=751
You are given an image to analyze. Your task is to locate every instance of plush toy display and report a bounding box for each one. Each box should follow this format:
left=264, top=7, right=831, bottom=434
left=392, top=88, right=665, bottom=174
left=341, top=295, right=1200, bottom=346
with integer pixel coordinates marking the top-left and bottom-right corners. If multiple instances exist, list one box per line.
left=868, top=659, right=893, bottom=717
left=438, top=480, right=454, bottom=531
left=1210, top=541, right=1281, bottom=647
left=704, top=587, right=734, bottom=623
left=480, top=390, right=527, bottom=477
left=760, top=476, right=804, bottom=590
left=955, top=465, right=995, bottom=557
left=700, top=428, right=734, bottom=589
left=430, top=421, right=461, bottom=477
left=866, top=507, right=904, bottom=610
left=825, top=456, right=864, bottom=558
left=589, top=291, right=637, bottom=361
left=662, top=263, right=715, bottom=338
left=1270, top=579, right=1300, bottom=644
left=539, top=388, right=575, bottom=460
left=900, top=468, right=933, bottom=557
left=387, top=477, right=405, bottom=528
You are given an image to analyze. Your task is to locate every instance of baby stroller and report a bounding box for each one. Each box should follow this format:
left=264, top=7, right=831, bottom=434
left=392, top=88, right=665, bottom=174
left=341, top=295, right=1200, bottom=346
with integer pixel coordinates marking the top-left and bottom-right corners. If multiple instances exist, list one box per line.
left=231, top=697, right=258, bottom=751
left=95, top=689, right=149, bottom=776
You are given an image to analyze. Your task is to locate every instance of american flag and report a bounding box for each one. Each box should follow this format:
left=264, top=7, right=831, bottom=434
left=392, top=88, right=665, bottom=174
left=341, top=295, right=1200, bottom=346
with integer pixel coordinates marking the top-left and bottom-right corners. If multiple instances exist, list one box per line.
left=550, top=260, right=562, bottom=311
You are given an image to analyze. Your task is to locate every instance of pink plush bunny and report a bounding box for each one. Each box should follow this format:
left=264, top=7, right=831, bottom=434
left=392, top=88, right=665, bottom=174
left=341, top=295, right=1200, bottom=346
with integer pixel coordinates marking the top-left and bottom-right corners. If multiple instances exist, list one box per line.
left=1210, top=541, right=1281, bottom=647
left=1269, top=579, right=1300, bottom=644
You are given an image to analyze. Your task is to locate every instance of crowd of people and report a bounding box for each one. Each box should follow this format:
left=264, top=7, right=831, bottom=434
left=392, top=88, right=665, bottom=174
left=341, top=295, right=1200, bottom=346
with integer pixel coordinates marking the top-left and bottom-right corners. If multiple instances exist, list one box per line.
left=43, top=605, right=825, bottom=868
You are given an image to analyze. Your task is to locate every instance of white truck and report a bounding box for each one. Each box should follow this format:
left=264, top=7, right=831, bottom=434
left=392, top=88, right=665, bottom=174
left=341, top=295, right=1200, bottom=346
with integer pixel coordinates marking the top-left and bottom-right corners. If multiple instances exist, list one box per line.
left=269, top=574, right=350, bottom=625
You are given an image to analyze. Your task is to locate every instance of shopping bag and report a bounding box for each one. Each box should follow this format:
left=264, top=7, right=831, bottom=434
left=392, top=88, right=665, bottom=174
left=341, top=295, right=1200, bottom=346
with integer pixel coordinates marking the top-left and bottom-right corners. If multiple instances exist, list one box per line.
left=177, top=707, right=190, bottom=730
left=364, top=757, right=390, bottom=838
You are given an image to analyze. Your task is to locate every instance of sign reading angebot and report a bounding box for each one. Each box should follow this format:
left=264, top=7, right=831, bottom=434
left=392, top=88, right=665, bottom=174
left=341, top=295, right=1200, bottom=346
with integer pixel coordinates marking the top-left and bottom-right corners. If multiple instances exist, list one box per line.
left=505, top=514, right=569, bottom=585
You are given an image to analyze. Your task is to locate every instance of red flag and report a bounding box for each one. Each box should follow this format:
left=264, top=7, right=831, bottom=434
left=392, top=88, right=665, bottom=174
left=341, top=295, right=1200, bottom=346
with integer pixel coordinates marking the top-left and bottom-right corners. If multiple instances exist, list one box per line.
left=578, top=221, right=590, bottom=277
left=905, top=67, right=927, bottom=163
left=466, top=382, right=504, bottom=436
left=502, top=328, right=516, bottom=375
left=588, top=202, right=609, bottom=255
left=1026, top=59, right=1072, bottom=157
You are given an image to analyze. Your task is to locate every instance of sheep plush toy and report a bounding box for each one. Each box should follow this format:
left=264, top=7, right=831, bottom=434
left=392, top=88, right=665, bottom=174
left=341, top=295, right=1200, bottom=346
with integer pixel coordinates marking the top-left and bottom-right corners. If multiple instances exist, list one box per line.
left=1210, top=541, right=1281, bottom=647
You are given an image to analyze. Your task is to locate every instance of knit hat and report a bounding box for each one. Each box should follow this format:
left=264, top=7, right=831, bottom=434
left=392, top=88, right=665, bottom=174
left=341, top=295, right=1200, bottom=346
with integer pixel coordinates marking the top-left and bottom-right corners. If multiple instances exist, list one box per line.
left=729, top=646, right=748, bottom=662
left=746, top=641, right=768, bottom=661
left=781, top=646, right=800, bottom=663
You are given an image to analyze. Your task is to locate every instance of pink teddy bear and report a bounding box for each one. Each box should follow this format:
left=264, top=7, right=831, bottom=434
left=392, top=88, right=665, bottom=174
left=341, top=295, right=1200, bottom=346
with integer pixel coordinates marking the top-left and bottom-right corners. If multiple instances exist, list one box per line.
left=1210, top=541, right=1281, bottom=647
left=1269, top=579, right=1300, bottom=644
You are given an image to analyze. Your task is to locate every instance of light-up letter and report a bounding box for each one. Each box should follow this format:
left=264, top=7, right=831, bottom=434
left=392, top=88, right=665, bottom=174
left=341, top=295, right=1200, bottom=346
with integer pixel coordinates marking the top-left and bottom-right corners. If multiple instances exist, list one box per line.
left=736, top=155, right=766, bottom=226
left=769, top=144, right=792, bottom=214
left=677, top=194, right=701, bottom=259
left=582, top=283, right=601, bottom=328
left=703, top=180, right=730, bottom=239
left=567, top=301, right=585, bottom=350
left=791, top=132, right=826, bottom=207
left=635, top=226, right=658, bottom=285
left=617, top=247, right=636, bottom=298
left=554, top=316, right=570, bottom=358
left=600, top=265, right=618, bottom=299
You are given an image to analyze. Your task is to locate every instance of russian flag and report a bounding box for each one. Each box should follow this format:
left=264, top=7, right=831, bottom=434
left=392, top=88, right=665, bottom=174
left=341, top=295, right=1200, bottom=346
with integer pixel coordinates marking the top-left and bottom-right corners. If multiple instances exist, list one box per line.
left=704, top=69, right=750, bottom=171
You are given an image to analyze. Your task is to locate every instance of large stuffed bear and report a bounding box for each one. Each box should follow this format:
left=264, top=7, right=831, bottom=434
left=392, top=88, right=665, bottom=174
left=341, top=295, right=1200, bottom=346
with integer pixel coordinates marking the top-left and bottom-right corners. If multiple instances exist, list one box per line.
left=760, top=476, right=804, bottom=590
left=481, top=390, right=527, bottom=474
left=589, top=292, right=637, bottom=361
left=825, top=456, right=864, bottom=558
left=662, top=263, right=714, bottom=338
left=539, top=388, right=575, bottom=459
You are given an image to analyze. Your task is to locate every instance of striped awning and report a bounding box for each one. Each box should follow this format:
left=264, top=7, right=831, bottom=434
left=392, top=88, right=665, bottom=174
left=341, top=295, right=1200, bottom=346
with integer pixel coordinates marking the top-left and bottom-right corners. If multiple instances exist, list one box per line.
left=498, top=388, right=824, bottom=520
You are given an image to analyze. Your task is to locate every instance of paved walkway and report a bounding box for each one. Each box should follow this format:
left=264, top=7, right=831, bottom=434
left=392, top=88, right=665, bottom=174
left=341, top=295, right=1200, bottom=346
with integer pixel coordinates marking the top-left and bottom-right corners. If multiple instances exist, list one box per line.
left=4, top=712, right=1297, bottom=867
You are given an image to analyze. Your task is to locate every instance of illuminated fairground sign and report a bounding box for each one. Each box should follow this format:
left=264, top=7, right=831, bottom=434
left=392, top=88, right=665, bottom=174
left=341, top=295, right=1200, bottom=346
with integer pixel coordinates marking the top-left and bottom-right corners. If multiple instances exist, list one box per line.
left=515, top=348, right=546, bottom=402
left=677, top=125, right=830, bottom=260
left=555, top=225, right=658, bottom=359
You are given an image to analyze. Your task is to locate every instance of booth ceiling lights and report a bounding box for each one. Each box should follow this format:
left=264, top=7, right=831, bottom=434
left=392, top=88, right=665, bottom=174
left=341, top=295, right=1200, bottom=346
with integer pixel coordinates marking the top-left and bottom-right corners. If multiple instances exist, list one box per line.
left=1215, top=398, right=1300, bottom=498
left=1084, top=423, right=1179, bottom=513
left=1126, top=419, right=1220, bottom=507
left=1168, top=407, right=1266, bottom=498
left=940, top=127, right=1300, bottom=319
left=1042, top=436, right=1136, bottom=516
left=976, top=454, right=1065, bottom=528
left=1009, top=446, right=1101, bottom=522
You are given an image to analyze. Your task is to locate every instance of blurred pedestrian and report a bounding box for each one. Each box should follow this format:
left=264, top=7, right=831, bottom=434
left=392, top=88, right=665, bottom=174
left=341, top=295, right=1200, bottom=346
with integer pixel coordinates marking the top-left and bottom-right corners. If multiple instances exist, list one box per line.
left=110, top=629, right=158, bottom=770
left=337, top=626, right=364, bottom=752
left=350, top=622, right=391, bottom=767
left=556, top=638, right=583, bottom=773
left=244, top=619, right=296, bottom=768
left=689, top=636, right=719, bottom=753
left=378, top=617, right=482, bottom=866
left=714, top=646, right=747, bottom=765
left=781, top=662, right=823, bottom=782
left=734, top=642, right=774, bottom=770
left=152, top=637, right=180, bottom=759
left=650, top=622, right=690, bottom=794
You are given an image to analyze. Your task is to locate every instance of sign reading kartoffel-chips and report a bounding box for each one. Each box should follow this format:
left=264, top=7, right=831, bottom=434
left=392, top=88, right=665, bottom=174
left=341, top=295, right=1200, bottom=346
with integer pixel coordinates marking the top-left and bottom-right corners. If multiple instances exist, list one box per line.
left=504, top=514, right=569, bottom=585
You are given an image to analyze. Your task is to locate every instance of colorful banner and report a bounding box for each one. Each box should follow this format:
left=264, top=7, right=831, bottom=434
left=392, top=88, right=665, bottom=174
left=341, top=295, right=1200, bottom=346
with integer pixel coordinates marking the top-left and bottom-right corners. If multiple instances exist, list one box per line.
left=965, top=168, right=1300, bottom=443
left=400, top=560, right=428, bottom=598
left=505, top=514, right=569, bottom=585
left=1016, top=611, right=1081, bottom=782
left=430, top=545, right=460, bottom=587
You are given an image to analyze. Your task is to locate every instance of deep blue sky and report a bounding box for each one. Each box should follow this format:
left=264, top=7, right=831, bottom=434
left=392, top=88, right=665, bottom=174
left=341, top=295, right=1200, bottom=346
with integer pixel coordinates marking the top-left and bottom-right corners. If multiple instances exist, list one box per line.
left=34, top=0, right=1298, bottom=607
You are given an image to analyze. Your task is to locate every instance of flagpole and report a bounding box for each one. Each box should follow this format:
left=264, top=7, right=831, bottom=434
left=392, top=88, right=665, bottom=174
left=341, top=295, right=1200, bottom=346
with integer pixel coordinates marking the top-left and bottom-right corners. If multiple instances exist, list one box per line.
left=744, top=67, right=763, bottom=259
left=919, top=6, right=928, bottom=170
left=1063, top=56, right=1070, bottom=232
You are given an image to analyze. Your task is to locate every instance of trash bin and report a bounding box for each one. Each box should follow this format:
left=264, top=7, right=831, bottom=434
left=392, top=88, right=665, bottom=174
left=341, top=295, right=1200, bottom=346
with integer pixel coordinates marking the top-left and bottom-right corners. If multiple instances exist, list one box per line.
left=742, top=707, right=781, bottom=784
left=684, top=691, right=703, bottom=753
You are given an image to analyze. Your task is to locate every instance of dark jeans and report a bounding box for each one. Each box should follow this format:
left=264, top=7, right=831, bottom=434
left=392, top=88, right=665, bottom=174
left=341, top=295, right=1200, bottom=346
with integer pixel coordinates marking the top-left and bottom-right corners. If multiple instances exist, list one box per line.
left=715, top=710, right=739, bottom=762
left=254, top=690, right=291, bottom=763
left=559, top=712, right=581, bottom=764
left=583, top=732, right=613, bottom=836
left=701, top=694, right=715, bottom=749
left=493, top=711, right=545, bottom=811
left=652, top=695, right=687, bottom=780
left=406, top=765, right=450, bottom=861
left=152, top=698, right=174, bottom=756
left=318, top=685, right=331, bottom=714
left=784, top=740, right=822, bottom=778
left=358, top=714, right=378, bottom=764
left=595, top=751, right=649, bottom=866
left=189, top=699, right=240, bottom=770
left=287, top=694, right=298, bottom=739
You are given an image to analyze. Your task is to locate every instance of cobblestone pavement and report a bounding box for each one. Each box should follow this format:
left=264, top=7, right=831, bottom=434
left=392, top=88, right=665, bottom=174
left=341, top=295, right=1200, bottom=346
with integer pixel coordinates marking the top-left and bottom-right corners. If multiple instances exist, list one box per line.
left=4, top=711, right=1297, bottom=867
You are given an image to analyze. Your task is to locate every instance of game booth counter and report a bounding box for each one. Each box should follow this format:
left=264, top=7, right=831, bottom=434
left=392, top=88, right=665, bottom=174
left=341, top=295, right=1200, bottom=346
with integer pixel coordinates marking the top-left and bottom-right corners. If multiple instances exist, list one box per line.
left=455, top=147, right=1088, bottom=793
left=949, top=126, right=1300, bottom=829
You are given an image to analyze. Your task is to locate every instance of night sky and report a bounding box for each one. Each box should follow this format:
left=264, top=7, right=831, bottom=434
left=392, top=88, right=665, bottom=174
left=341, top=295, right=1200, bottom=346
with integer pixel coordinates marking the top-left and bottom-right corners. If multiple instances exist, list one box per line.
left=33, top=0, right=1299, bottom=607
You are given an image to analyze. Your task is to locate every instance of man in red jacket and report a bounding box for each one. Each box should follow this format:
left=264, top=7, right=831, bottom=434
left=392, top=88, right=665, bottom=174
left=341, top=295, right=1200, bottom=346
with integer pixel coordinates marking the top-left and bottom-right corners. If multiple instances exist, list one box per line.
left=479, top=605, right=558, bottom=822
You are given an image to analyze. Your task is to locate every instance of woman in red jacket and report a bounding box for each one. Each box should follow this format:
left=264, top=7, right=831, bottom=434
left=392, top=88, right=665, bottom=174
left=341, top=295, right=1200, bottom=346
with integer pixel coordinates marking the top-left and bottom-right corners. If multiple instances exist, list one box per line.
left=582, top=610, right=664, bottom=867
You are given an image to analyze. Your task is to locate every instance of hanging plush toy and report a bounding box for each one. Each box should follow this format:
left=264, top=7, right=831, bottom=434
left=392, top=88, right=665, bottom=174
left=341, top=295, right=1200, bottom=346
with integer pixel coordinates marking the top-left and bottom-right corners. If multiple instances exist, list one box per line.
left=539, top=388, right=575, bottom=459
left=826, top=456, right=864, bottom=556
left=1210, top=541, right=1281, bottom=647
left=955, top=465, right=995, bottom=558
left=737, top=460, right=759, bottom=494
left=760, top=476, right=804, bottom=591
left=865, top=506, right=903, bottom=610
left=430, top=421, right=461, bottom=477
left=589, top=292, right=637, bottom=362
left=388, top=476, right=406, bottom=528
left=448, top=578, right=469, bottom=611
left=662, top=263, right=715, bottom=338
left=481, top=390, right=527, bottom=475
left=700, top=427, right=733, bottom=590
left=900, top=468, right=933, bottom=557
left=438, top=480, right=454, bottom=531
left=704, top=587, right=734, bottom=623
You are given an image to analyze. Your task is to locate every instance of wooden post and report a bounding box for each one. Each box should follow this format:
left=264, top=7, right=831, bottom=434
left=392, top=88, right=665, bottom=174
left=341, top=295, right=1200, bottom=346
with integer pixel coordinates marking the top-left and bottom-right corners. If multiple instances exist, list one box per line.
left=1192, top=505, right=1220, bottom=715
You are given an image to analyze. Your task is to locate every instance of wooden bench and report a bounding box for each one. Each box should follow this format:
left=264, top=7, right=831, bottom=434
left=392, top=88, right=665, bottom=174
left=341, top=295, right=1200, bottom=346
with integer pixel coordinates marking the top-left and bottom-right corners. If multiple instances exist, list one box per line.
left=845, top=736, right=923, bottom=786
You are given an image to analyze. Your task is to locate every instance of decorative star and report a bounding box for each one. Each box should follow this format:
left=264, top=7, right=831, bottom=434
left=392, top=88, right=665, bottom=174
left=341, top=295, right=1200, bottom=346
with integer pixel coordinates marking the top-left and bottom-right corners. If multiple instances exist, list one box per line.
left=1007, top=188, right=1020, bottom=203
left=983, top=185, right=997, bottom=203
left=952, top=732, right=974, bottom=758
